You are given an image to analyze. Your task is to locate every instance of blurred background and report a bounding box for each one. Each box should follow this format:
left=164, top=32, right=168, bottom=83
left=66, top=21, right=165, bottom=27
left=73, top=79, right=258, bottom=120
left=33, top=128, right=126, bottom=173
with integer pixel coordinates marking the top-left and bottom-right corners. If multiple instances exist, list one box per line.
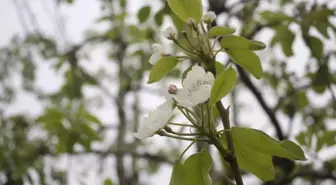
left=0, top=0, right=336, bottom=185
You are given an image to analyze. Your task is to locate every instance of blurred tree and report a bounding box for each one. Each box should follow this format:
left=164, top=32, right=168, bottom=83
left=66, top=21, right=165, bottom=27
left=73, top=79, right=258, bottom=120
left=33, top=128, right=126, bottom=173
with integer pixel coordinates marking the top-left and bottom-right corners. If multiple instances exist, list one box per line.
left=0, top=0, right=335, bottom=185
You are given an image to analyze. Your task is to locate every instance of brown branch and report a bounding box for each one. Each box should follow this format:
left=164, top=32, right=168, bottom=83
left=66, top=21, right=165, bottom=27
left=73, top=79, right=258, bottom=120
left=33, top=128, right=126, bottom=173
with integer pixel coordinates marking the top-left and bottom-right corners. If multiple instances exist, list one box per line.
left=209, top=64, right=244, bottom=185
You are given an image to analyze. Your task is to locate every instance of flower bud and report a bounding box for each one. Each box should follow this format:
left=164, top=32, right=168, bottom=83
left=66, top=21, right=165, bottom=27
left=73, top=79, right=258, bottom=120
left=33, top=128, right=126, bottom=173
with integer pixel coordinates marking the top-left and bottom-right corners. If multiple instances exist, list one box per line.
left=168, top=84, right=178, bottom=94
left=202, top=11, right=216, bottom=23
left=187, top=18, right=196, bottom=26
left=163, top=26, right=176, bottom=40
left=164, top=126, right=173, bottom=133
left=157, top=130, right=166, bottom=136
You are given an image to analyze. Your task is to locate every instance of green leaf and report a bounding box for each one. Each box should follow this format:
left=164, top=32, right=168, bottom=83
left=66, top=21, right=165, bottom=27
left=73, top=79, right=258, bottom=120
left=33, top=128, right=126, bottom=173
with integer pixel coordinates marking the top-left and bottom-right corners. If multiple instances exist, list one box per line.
left=279, top=140, right=306, bottom=160
left=307, top=36, right=323, bottom=59
left=137, top=6, right=151, bottom=23
left=234, top=140, right=275, bottom=181
left=181, top=65, right=193, bottom=83
left=270, top=25, right=295, bottom=57
left=208, top=26, right=236, bottom=37
left=220, top=35, right=266, bottom=51
left=183, top=151, right=213, bottom=185
left=215, top=61, right=225, bottom=75
left=312, top=64, right=329, bottom=93
left=104, top=179, right=115, bottom=185
left=226, top=49, right=263, bottom=79
left=169, top=160, right=185, bottom=185
left=167, top=0, right=203, bottom=23
left=280, top=0, right=291, bottom=6
left=294, top=91, right=308, bottom=109
left=295, top=132, right=308, bottom=146
left=155, top=9, right=165, bottom=26
left=171, top=13, right=186, bottom=31
left=210, top=67, right=237, bottom=106
left=260, top=11, right=293, bottom=24
left=232, top=127, right=306, bottom=160
left=303, top=8, right=334, bottom=25
left=316, top=130, right=336, bottom=151
left=226, top=127, right=306, bottom=181
left=314, top=21, right=330, bottom=38
left=148, top=57, right=179, bottom=84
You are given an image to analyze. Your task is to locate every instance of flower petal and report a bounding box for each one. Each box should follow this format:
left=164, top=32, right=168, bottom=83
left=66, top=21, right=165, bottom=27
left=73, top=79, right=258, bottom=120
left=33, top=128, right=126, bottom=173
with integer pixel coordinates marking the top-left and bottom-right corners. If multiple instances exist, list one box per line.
left=163, top=26, right=176, bottom=40
left=134, top=100, right=173, bottom=140
left=149, top=52, right=162, bottom=65
left=183, top=65, right=206, bottom=89
left=152, top=43, right=164, bottom=53
left=191, top=84, right=212, bottom=105
left=204, top=72, right=215, bottom=85
left=171, top=88, right=193, bottom=107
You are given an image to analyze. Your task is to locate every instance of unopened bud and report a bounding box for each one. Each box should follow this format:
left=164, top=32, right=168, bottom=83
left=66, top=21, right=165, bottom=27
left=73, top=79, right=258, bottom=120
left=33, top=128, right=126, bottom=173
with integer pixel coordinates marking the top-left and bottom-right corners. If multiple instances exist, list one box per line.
left=168, top=84, right=178, bottom=94
left=202, top=11, right=216, bottom=23
left=163, top=26, right=176, bottom=40
left=156, top=130, right=166, bottom=136
left=164, top=126, right=173, bottom=133
left=187, top=18, right=196, bottom=25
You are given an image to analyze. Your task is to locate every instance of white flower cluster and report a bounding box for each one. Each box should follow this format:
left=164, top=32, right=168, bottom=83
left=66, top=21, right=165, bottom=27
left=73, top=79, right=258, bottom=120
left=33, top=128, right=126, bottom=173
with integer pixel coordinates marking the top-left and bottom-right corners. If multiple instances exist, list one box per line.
left=134, top=12, right=217, bottom=140
left=134, top=65, right=214, bottom=139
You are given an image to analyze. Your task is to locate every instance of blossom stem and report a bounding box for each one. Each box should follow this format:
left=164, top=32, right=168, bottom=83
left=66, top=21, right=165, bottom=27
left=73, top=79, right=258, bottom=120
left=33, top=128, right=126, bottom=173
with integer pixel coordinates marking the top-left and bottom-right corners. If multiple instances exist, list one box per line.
left=178, top=107, right=199, bottom=127
left=200, top=22, right=207, bottom=35
left=168, top=122, right=195, bottom=127
left=206, top=103, right=214, bottom=135
left=199, top=105, right=204, bottom=128
left=180, top=138, right=198, bottom=159
left=213, top=48, right=226, bottom=57
left=172, top=39, right=199, bottom=56
left=162, top=132, right=209, bottom=142
left=184, top=108, right=201, bottom=122
left=180, top=107, right=202, bottom=125
left=170, top=130, right=201, bottom=136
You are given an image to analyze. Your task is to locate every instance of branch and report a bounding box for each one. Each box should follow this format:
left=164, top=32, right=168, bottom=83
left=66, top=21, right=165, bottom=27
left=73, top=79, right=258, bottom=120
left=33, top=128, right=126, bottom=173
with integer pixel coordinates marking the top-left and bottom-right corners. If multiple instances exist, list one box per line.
left=236, top=66, right=284, bottom=140
left=276, top=168, right=336, bottom=185
left=209, top=64, right=244, bottom=185
left=296, top=170, right=336, bottom=181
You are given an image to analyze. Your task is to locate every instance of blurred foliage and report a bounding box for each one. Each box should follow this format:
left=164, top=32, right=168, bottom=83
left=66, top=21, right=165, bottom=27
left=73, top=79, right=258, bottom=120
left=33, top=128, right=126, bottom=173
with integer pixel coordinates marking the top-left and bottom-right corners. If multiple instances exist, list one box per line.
left=0, top=0, right=335, bottom=185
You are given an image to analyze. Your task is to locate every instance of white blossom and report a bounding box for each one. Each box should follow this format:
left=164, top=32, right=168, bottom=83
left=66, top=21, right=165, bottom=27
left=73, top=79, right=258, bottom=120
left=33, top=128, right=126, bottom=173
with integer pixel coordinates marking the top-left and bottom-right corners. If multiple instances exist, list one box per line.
left=163, top=26, right=176, bottom=40
left=134, top=99, right=173, bottom=139
left=171, top=65, right=215, bottom=107
left=202, top=11, right=216, bottom=23
left=149, top=44, right=165, bottom=65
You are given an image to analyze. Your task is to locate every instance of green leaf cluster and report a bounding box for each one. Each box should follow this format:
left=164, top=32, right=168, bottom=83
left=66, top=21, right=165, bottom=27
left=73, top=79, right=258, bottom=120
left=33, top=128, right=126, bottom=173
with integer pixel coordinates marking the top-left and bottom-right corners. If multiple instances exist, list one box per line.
left=37, top=104, right=102, bottom=153
left=219, top=35, right=265, bottom=79
left=222, top=127, right=306, bottom=181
